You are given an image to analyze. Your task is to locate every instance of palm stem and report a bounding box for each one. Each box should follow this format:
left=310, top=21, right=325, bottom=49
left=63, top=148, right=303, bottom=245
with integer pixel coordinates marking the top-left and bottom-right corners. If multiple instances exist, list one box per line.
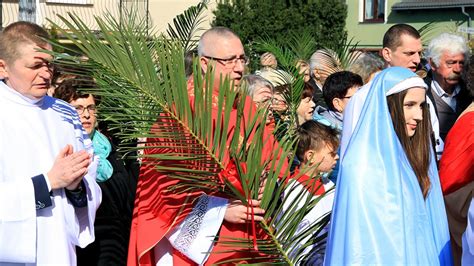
left=260, top=220, right=294, bottom=266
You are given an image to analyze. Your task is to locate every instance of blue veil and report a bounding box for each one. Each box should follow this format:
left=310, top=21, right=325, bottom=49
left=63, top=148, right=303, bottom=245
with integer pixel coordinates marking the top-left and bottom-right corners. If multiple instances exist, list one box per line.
left=324, top=67, right=452, bottom=265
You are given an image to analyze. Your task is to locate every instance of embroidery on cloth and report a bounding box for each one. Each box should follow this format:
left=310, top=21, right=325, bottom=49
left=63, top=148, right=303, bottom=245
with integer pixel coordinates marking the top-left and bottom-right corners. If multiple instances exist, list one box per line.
left=36, top=201, right=45, bottom=210
left=174, top=194, right=210, bottom=253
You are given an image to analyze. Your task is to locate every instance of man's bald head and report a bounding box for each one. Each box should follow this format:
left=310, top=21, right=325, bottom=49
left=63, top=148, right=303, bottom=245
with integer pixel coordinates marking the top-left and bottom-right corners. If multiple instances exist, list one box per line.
left=198, top=27, right=240, bottom=57
left=198, top=27, right=246, bottom=87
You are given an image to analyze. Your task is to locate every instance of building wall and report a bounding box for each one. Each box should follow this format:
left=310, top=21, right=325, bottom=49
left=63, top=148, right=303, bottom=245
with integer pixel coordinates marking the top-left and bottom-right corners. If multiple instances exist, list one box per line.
left=2, top=0, right=217, bottom=34
left=4, top=1, right=472, bottom=49
left=345, top=0, right=474, bottom=50
left=148, top=0, right=216, bottom=34
left=2, top=0, right=122, bottom=29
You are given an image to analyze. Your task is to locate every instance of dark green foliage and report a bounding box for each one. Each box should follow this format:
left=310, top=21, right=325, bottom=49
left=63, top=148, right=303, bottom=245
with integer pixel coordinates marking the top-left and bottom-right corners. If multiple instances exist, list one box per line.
left=212, top=0, right=347, bottom=65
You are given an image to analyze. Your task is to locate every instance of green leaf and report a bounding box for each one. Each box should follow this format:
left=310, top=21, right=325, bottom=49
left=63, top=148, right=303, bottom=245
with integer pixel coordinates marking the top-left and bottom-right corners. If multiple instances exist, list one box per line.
left=48, top=7, right=334, bottom=264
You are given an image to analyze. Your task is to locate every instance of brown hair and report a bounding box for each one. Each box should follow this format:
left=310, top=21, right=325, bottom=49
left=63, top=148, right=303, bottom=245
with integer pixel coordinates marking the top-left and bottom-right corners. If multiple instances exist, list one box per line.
left=0, top=21, right=50, bottom=63
left=383, top=24, right=420, bottom=51
left=387, top=89, right=431, bottom=198
left=301, top=82, right=314, bottom=99
left=53, top=77, right=98, bottom=104
left=296, top=120, right=339, bottom=163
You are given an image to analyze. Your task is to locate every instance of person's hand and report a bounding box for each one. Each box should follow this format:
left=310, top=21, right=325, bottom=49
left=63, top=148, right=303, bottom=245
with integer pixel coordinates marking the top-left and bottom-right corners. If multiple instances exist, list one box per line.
left=224, top=199, right=265, bottom=224
left=47, top=144, right=90, bottom=190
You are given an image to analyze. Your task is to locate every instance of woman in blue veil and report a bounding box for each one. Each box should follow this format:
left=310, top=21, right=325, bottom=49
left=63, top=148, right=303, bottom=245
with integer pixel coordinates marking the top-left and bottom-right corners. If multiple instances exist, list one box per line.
left=324, top=67, right=452, bottom=265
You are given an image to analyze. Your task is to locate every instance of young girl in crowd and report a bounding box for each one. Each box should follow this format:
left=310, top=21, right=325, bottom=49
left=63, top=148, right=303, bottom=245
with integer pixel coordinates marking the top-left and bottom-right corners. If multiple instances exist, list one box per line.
left=325, top=67, right=452, bottom=264
left=283, top=120, right=339, bottom=264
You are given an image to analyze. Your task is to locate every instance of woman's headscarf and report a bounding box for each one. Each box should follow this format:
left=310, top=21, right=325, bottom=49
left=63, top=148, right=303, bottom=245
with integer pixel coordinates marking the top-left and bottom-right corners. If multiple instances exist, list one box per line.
left=324, top=67, right=452, bottom=265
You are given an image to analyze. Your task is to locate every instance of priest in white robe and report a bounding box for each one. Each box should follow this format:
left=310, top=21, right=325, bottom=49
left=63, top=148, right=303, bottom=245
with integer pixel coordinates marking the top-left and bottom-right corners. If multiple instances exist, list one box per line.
left=0, top=21, right=101, bottom=265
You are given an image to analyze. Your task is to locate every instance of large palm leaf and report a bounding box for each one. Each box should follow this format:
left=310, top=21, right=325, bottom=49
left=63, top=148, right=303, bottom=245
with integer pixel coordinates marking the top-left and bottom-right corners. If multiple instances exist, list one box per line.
left=286, top=30, right=318, bottom=63
left=418, top=21, right=461, bottom=47
left=166, top=0, right=209, bottom=53
left=50, top=10, right=330, bottom=265
left=253, top=38, right=307, bottom=134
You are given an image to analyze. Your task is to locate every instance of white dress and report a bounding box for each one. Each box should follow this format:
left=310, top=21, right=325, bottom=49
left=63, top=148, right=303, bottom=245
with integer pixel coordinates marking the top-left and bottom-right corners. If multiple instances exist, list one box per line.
left=0, top=82, right=101, bottom=265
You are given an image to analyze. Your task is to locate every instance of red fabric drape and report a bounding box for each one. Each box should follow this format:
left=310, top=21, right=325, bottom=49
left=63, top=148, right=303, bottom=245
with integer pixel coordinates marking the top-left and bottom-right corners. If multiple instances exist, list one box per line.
left=439, top=111, right=474, bottom=195
left=128, top=80, right=287, bottom=265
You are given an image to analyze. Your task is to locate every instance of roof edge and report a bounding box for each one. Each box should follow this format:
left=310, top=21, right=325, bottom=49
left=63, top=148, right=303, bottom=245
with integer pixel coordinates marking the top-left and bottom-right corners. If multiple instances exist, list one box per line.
left=392, top=4, right=474, bottom=11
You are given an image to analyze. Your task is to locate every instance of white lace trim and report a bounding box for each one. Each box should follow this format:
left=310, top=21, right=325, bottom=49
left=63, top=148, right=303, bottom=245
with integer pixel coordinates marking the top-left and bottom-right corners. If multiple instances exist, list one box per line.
left=174, top=194, right=210, bottom=253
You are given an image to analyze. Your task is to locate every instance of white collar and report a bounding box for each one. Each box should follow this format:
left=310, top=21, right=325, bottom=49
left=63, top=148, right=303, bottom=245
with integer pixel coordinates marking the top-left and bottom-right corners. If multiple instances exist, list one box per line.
left=431, top=80, right=460, bottom=98
left=0, top=80, right=45, bottom=106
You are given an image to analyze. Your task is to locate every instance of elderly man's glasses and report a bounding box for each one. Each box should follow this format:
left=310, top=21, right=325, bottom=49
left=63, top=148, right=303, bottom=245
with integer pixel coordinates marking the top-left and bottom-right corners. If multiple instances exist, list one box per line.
left=74, top=104, right=96, bottom=115
left=203, top=55, right=249, bottom=68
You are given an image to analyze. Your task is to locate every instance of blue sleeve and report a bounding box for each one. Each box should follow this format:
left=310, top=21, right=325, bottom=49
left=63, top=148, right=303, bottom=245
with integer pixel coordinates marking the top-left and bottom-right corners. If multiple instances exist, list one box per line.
left=65, top=181, right=88, bottom=208
left=31, top=174, right=52, bottom=210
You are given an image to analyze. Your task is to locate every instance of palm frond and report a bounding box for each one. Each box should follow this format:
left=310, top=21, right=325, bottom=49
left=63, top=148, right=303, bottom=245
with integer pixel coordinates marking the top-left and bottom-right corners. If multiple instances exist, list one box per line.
left=419, top=21, right=460, bottom=47
left=253, top=38, right=307, bottom=135
left=319, top=37, right=360, bottom=73
left=287, top=30, right=318, bottom=62
left=166, top=0, right=209, bottom=53
left=49, top=8, right=332, bottom=265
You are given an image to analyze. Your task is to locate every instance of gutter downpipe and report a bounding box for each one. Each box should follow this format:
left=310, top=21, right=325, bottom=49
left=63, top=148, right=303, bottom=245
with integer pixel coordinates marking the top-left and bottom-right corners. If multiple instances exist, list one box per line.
left=461, top=6, right=471, bottom=40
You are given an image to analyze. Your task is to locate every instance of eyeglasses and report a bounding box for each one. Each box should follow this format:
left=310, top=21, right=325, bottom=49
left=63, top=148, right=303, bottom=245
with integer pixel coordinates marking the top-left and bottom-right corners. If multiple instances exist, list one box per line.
left=271, top=98, right=287, bottom=105
left=74, top=104, right=96, bottom=115
left=203, top=55, right=249, bottom=68
left=254, top=97, right=272, bottom=107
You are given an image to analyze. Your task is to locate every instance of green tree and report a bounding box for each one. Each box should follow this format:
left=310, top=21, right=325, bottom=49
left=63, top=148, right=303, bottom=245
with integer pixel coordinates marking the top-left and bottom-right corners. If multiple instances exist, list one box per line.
left=212, top=0, right=347, bottom=62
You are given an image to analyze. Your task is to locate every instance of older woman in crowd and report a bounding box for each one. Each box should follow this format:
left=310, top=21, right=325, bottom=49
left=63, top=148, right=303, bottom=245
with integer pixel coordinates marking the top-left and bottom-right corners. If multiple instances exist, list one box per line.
left=54, top=78, right=136, bottom=266
left=349, top=52, right=384, bottom=84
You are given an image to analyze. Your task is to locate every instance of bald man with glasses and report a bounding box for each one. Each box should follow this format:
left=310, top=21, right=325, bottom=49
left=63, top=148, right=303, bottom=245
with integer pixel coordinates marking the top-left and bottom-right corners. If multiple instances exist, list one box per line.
left=129, top=27, right=286, bottom=266
left=198, top=27, right=248, bottom=89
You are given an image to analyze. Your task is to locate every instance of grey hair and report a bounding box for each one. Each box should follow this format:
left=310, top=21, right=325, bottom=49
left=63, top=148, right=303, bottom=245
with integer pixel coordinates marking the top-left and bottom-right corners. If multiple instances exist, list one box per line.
left=309, top=49, right=326, bottom=77
left=241, top=74, right=274, bottom=97
left=426, top=33, right=469, bottom=67
left=309, top=49, right=341, bottom=78
left=197, top=27, right=239, bottom=57
left=349, top=52, right=385, bottom=84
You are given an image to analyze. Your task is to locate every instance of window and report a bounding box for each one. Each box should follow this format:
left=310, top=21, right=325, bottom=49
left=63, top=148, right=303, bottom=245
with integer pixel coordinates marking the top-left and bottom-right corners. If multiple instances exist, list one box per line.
left=364, top=0, right=385, bottom=22
left=46, top=0, right=92, bottom=4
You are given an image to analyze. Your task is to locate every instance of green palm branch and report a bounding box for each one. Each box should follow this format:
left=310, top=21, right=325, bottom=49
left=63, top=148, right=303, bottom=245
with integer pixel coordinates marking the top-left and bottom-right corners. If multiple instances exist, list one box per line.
left=166, top=0, right=209, bottom=53
left=254, top=34, right=359, bottom=133
left=418, top=21, right=461, bottom=47
left=49, top=9, right=330, bottom=265
left=327, top=37, right=360, bottom=70
left=253, top=38, right=306, bottom=133
left=286, top=30, right=318, bottom=62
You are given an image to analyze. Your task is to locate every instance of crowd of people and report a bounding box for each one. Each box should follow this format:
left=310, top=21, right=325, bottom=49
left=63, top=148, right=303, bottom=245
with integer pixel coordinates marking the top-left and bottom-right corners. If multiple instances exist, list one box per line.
left=0, top=19, right=472, bottom=266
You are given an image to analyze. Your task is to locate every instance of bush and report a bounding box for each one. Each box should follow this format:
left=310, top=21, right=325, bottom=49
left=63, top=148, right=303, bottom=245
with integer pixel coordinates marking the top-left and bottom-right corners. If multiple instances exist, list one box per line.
left=212, top=0, right=347, bottom=63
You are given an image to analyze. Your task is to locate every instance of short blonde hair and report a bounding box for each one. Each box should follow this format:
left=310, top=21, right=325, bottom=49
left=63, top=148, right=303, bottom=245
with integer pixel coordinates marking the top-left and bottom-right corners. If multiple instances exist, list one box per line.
left=0, top=21, right=50, bottom=63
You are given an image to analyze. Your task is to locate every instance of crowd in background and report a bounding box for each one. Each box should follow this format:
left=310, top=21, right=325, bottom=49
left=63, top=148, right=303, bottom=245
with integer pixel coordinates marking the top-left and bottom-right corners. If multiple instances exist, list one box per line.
left=239, top=24, right=473, bottom=265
